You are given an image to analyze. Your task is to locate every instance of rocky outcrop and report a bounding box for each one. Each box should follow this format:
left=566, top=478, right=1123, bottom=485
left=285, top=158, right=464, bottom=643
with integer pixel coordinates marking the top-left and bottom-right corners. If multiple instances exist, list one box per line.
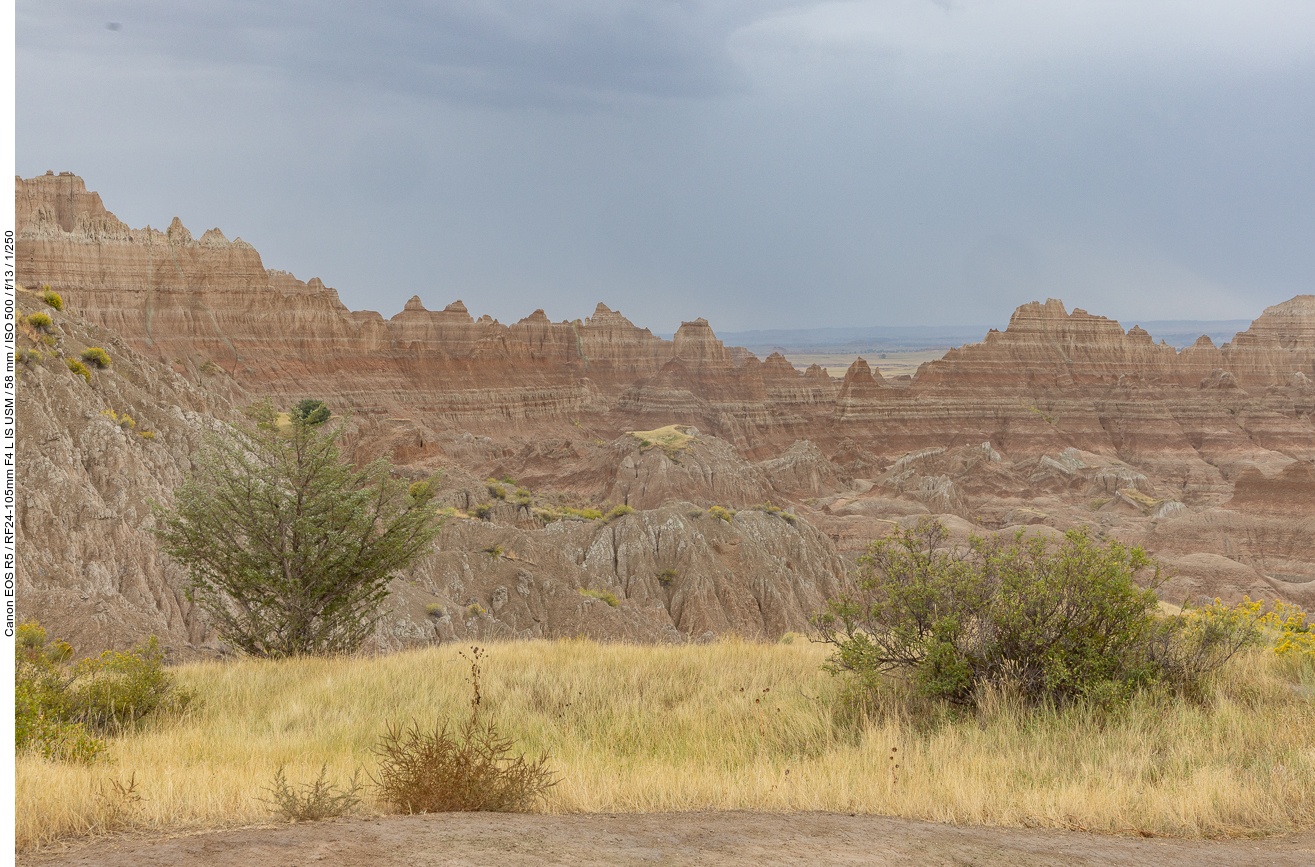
left=379, top=501, right=847, bottom=648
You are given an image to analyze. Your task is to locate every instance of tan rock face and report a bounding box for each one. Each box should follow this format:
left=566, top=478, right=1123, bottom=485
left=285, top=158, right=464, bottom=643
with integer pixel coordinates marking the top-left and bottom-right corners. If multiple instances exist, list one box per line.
left=14, top=287, right=234, bottom=658
left=379, top=501, right=846, bottom=649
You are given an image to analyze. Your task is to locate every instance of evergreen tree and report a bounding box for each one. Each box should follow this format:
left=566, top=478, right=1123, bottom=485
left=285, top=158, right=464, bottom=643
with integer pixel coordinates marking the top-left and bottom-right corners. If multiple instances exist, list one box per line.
left=154, top=401, right=442, bottom=657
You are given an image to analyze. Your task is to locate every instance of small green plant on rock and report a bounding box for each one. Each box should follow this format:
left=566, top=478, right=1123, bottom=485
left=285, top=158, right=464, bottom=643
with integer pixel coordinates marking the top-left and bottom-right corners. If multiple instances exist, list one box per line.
left=604, top=504, right=634, bottom=522
left=470, top=504, right=493, bottom=520
left=657, top=569, right=677, bottom=588
left=579, top=588, right=620, bottom=607
left=101, top=410, right=135, bottom=430
left=481, top=545, right=504, bottom=561
left=264, top=765, right=362, bottom=822
left=80, top=347, right=112, bottom=369
left=65, top=359, right=91, bottom=383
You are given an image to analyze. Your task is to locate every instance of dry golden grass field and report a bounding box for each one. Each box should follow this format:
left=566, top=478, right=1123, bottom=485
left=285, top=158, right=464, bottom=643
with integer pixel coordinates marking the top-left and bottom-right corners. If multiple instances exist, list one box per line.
left=16, top=638, right=1315, bottom=853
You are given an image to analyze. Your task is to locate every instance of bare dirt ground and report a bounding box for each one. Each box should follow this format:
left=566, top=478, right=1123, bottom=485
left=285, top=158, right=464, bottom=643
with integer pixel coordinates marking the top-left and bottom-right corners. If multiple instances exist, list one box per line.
left=21, top=812, right=1315, bottom=867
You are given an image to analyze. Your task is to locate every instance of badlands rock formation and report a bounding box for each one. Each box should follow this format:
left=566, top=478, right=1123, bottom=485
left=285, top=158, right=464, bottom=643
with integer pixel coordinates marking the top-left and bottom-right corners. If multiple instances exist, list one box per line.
left=13, top=282, right=843, bottom=655
left=14, top=172, right=1315, bottom=655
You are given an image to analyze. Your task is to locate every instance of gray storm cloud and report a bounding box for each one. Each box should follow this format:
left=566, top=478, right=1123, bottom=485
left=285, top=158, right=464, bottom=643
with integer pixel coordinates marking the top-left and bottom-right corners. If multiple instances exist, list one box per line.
left=17, top=0, right=1315, bottom=331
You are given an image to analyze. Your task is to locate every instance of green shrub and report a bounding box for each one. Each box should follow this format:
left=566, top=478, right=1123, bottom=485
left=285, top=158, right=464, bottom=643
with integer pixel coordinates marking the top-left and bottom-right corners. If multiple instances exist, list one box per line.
left=657, top=569, right=677, bottom=588
left=408, top=477, right=439, bottom=503
left=373, top=647, right=555, bottom=812
left=470, top=504, right=493, bottom=520
left=264, top=765, right=362, bottom=822
left=16, top=349, right=42, bottom=366
left=293, top=399, right=331, bottom=426
left=543, top=506, right=602, bottom=522
left=579, top=588, right=620, bottom=607
left=707, top=506, right=737, bottom=523
left=750, top=502, right=797, bottom=525
left=40, top=287, right=63, bottom=310
left=101, top=409, right=135, bottom=430
left=815, top=519, right=1258, bottom=710
left=65, top=358, right=91, bottom=383
left=466, top=603, right=486, bottom=618
left=486, top=481, right=507, bottom=500
left=604, top=505, right=634, bottom=522
left=15, top=623, right=192, bottom=762
left=80, top=347, right=112, bottom=369
left=514, top=488, right=532, bottom=505
left=481, top=545, right=504, bottom=561
left=199, top=359, right=221, bottom=376
left=138, top=430, right=156, bottom=441
left=26, top=312, right=52, bottom=331
left=70, top=637, right=195, bottom=732
left=425, top=604, right=445, bottom=618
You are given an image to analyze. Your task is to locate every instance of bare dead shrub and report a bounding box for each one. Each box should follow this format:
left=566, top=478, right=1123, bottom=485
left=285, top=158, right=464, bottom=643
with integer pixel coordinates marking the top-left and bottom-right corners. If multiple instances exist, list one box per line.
left=372, top=647, right=556, bottom=812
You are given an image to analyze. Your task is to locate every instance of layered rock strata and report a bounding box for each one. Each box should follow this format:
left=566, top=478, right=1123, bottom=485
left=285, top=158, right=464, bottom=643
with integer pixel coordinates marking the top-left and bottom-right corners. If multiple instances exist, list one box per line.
left=16, top=172, right=1315, bottom=620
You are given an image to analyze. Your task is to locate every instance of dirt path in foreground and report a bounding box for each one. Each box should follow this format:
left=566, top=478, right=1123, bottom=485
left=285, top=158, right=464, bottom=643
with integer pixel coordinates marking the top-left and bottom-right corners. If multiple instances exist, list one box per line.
left=22, top=812, right=1315, bottom=867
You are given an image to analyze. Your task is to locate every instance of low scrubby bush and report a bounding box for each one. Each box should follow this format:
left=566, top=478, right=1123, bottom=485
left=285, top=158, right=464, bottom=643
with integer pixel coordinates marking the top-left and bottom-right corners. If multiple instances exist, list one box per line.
left=26, top=312, right=52, bottom=332
left=579, top=588, right=620, bottom=607
left=707, top=505, right=736, bottom=523
left=65, top=359, right=91, bottom=383
left=264, top=765, right=362, bottom=822
left=372, top=647, right=555, bottom=813
left=751, top=502, right=798, bottom=525
left=486, top=480, right=507, bottom=500
left=101, top=409, right=135, bottom=430
left=470, top=504, right=493, bottom=520
left=603, top=504, right=634, bottom=522
left=40, top=287, right=63, bottom=310
left=81, top=347, right=112, bottom=369
left=815, top=519, right=1259, bottom=710
left=657, top=569, right=677, bottom=588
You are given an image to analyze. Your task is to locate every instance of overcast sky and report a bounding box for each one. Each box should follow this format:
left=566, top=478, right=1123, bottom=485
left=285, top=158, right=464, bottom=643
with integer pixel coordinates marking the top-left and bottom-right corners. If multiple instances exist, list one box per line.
left=17, top=1, right=1315, bottom=332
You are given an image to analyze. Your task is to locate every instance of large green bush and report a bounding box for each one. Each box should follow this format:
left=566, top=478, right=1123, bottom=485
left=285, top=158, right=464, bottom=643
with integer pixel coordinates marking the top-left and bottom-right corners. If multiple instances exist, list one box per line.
left=15, top=622, right=192, bottom=762
left=815, top=519, right=1258, bottom=709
